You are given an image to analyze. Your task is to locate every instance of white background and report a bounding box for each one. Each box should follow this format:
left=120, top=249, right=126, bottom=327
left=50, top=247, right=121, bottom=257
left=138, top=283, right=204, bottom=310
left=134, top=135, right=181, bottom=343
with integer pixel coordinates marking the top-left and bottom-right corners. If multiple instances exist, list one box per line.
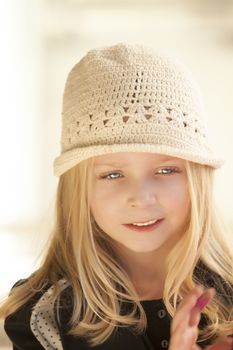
left=0, top=0, right=233, bottom=348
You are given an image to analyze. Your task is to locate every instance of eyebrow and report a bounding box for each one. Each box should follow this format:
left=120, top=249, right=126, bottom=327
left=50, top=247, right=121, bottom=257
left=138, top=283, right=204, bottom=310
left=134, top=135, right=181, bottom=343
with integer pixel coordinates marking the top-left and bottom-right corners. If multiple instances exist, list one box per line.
left=94, top=157, right=179, bottom=167
left=94, top=163, right=128, bottom=167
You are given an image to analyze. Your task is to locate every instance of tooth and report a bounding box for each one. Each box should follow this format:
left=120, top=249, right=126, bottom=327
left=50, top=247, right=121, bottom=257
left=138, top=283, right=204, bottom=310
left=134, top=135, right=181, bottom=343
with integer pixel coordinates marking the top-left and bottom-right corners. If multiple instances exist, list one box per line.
left=132, top=219, right=157, bottom=226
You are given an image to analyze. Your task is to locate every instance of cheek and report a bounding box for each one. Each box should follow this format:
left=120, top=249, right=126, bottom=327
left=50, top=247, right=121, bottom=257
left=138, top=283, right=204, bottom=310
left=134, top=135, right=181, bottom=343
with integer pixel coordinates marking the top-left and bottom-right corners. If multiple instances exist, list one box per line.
left=162, top=179, right=190, bottom=213
left=90, top=184, right=121, bottom=218
left=91, top=185, right=119, bottom=204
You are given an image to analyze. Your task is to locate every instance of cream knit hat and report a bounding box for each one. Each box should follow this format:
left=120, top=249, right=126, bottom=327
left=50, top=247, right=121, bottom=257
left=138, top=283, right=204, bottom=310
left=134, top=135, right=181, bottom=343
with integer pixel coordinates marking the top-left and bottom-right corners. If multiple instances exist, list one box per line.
left=53, top=42, right=223, bottom=176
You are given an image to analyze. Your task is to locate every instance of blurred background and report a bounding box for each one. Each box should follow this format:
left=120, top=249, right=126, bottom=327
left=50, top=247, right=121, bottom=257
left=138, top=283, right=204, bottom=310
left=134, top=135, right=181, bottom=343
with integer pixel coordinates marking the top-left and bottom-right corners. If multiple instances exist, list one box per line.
left=0, top=0, right=233, bottom=348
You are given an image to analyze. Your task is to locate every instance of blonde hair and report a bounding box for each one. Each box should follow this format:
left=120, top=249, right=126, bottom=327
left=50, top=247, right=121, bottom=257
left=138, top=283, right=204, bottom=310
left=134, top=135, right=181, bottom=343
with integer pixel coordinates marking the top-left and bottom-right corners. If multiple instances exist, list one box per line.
left=0, top=158, right=232, bottom=347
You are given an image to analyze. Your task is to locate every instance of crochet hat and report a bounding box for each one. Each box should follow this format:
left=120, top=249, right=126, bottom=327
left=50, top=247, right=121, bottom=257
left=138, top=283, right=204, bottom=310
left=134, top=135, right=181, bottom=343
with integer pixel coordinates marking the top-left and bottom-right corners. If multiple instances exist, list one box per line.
left=53, top=42, right=223, bottom=176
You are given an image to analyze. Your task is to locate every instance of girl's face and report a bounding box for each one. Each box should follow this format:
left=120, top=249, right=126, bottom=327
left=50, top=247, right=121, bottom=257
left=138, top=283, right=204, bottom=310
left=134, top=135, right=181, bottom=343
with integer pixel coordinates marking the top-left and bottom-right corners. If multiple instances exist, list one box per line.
left=90, top=152, right=190, bottom=254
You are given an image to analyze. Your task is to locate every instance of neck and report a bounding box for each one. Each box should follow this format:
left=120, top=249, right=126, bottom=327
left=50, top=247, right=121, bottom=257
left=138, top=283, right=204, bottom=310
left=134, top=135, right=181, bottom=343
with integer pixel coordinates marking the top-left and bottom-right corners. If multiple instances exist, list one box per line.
left=115, top=244, right=170, bottom=300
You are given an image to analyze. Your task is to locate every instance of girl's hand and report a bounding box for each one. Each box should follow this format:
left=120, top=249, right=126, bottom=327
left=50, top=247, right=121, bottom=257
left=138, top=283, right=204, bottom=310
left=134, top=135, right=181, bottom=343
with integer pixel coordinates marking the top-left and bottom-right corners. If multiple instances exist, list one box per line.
left=168, top=285, right=233, bottom=350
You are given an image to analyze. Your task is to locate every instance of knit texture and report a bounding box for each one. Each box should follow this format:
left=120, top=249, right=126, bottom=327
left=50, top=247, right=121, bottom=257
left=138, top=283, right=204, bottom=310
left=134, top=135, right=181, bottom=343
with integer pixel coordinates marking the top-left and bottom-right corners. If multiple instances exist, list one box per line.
left=53, top=42, right=223, bottom=176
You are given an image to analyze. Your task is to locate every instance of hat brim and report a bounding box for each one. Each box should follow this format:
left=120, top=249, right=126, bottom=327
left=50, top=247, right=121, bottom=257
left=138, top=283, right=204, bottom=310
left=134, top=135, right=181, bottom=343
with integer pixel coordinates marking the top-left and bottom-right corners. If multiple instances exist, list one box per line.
left=53, top=143, right=224, bottom=177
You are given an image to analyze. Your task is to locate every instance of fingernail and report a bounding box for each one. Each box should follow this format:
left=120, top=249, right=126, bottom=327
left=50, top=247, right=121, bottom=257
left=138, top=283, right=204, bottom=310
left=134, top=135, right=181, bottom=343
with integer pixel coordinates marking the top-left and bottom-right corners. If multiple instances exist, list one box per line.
left=195, top=296, right=209, bottom=311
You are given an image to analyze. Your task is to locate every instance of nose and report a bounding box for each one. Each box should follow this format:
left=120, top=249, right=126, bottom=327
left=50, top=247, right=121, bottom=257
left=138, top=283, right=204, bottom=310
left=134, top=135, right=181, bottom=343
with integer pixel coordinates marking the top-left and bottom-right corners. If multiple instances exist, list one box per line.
left=127, top=180, right=158, bottom=208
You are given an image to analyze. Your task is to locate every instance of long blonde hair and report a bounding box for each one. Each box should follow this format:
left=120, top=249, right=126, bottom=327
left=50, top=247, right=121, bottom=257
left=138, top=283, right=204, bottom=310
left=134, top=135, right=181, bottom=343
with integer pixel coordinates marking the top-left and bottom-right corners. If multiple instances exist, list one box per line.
left=0, top=158, right=232, bottom=347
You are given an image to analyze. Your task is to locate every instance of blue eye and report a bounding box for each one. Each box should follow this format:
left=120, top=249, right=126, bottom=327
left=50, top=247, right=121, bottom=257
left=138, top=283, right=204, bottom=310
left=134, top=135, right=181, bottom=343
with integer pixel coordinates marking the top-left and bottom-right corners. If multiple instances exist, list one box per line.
left=157, top=167, right=179, bottom=175
left=100, top=167, right=179, bottom=180
left=100, top=172, right=122, bottom=180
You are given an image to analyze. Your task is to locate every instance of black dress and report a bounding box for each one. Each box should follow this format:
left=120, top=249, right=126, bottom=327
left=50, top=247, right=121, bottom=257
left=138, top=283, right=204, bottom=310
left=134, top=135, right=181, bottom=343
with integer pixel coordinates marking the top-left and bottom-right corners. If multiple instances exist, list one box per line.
left=4, top=261, right=233, bottom=350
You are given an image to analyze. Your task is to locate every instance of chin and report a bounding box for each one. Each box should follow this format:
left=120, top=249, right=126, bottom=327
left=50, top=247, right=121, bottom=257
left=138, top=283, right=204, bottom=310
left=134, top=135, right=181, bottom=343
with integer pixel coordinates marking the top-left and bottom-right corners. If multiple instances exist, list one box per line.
left=126, top=243, right=164, bottom=253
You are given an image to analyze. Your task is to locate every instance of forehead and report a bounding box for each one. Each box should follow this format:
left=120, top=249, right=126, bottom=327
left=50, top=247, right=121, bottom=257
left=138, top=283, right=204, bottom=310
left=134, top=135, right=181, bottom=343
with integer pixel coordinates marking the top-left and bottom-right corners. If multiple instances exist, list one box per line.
left=93, top=152, right=184, bottom=166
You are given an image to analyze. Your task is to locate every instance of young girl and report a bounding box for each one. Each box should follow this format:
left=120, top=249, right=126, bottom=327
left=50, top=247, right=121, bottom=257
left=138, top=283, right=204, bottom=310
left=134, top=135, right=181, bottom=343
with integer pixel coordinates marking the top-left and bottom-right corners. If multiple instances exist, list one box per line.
left=0, top=43, right=232, bottom=350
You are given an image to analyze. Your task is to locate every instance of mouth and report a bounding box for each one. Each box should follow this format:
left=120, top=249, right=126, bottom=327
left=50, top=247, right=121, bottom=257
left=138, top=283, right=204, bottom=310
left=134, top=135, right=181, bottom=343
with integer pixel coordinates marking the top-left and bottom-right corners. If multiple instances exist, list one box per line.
left=123, top=218, right=164, bottom=232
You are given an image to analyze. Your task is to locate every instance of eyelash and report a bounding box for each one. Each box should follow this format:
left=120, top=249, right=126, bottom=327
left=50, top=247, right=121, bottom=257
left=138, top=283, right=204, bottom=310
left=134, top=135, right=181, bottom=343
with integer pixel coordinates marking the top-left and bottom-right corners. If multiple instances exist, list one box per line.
left=99, top=167, right=180, bottom=180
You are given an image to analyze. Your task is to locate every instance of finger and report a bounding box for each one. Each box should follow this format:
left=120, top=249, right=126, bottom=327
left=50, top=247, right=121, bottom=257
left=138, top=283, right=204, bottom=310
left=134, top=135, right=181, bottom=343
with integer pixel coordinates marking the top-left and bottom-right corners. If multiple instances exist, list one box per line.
left=189, top=287, right=215, bottom=327
left=169, top=326, right=199, bottom=350
left=171, top=285, right=204, bottom=333
left=176, top=284, right=204, bottom=312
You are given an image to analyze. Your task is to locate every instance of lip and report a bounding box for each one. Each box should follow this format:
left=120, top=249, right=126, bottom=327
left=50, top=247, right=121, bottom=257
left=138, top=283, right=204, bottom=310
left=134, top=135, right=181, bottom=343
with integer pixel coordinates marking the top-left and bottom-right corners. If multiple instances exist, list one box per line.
left=125, top=218, right=163, bottom=225
left=123, top=219, right=164, bottom=232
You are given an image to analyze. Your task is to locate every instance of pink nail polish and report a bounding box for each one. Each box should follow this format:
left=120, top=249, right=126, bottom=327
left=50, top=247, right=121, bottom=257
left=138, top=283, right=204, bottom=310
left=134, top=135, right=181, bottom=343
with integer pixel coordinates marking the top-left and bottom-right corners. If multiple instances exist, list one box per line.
left=195, top=296, right=209, bottom=311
